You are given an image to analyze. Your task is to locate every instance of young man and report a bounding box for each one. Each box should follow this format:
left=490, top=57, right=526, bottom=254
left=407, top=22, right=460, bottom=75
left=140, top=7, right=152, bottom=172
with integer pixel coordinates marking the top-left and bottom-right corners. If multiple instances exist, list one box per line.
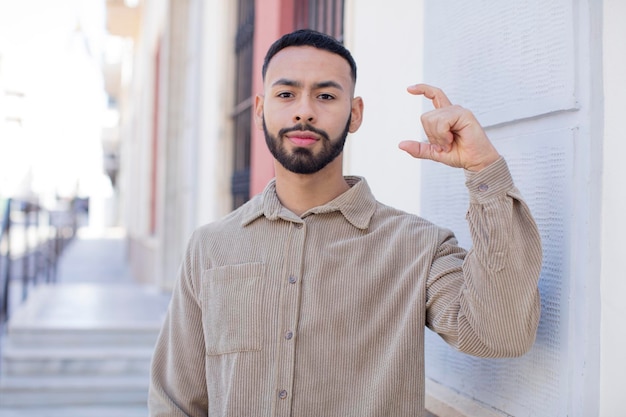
left=149, top=29, right=542, bottom=417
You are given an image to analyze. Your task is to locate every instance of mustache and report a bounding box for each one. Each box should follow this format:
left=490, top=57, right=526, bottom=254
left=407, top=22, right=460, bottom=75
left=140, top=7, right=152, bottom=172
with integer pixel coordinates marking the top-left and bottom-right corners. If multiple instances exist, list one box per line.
left=278, top=124, right=330, bottom=142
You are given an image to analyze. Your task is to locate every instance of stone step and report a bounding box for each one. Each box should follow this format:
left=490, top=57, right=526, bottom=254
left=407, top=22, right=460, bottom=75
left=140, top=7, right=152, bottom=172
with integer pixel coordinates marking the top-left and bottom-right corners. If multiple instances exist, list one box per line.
left=0, top=284, right=169, bottom=409
left=1, top=345, right=153, bottom=376
left=4, top=283, right=170, bottom=349
left=0, top=405, right=149, bottom=417
left=0, top=375, right=149, bottom=407
left=4, top=326, right=161, bottom=349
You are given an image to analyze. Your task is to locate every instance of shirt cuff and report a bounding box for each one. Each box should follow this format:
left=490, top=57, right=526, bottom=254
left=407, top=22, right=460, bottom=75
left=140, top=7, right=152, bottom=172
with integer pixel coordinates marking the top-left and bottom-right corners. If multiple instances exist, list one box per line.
left=464, top=157, right=514, bottom=204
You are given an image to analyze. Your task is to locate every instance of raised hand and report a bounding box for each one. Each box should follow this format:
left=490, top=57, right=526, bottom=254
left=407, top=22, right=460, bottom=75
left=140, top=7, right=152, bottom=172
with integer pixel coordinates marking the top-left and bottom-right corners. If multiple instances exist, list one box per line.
left=398, top=84, right=500, bottom=172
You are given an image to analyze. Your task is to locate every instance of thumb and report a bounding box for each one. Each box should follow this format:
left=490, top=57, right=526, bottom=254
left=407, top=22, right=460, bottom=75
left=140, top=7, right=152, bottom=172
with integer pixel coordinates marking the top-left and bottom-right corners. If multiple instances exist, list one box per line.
left=398, top=140, right=443, bottom=161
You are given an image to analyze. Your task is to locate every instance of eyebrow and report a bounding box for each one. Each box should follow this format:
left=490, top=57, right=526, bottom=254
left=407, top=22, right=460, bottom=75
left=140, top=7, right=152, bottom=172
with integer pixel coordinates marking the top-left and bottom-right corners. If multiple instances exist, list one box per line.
left=271, top=78, right=344, bottom=91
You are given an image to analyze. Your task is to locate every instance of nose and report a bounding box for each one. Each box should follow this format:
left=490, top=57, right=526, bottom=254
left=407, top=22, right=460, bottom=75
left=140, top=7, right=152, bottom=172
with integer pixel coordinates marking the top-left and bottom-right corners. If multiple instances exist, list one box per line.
left=295, top=115, right=314, bottom=122
left=293, top=97, right=315, bottom=124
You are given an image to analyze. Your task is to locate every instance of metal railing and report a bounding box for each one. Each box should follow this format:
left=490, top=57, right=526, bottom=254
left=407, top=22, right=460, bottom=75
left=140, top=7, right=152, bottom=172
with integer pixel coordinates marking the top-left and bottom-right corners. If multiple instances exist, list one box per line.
left=0, top=198, right=77, bottom=323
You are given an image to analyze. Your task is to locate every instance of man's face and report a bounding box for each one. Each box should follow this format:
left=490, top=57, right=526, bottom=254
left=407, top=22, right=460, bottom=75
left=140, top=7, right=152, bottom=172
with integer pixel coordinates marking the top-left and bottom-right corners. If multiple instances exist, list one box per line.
left=255, top=46, right=363, bottom=175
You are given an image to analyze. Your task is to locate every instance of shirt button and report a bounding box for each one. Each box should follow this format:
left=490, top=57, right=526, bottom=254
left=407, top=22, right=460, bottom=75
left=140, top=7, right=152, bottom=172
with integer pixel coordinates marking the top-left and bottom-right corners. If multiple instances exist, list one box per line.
left=279, top=390, right=288, bottom=399
left=288, top=275, right=297, bottom=284
left=285, top=330, right=293, bottom=340
left=478, top=184, right=489, bottom=192
left=294, top=223, right=303, bottom=229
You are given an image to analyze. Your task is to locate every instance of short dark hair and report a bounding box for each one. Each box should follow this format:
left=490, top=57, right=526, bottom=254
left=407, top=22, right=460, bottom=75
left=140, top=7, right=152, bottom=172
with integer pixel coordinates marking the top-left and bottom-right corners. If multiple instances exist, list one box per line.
left=262, top=29, right=357, bottom=83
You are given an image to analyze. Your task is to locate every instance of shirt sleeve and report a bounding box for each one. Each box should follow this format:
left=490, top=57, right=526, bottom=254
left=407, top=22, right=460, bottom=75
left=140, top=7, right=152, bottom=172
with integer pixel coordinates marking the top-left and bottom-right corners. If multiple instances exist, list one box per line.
left=425, top=157, right=542, bottom=357
left=148, top=232, right=209, bottom=416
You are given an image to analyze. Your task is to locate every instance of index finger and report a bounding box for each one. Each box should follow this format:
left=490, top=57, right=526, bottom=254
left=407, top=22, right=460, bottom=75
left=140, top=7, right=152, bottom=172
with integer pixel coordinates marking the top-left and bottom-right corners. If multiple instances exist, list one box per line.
left=406, top=83, right=452, bottom=109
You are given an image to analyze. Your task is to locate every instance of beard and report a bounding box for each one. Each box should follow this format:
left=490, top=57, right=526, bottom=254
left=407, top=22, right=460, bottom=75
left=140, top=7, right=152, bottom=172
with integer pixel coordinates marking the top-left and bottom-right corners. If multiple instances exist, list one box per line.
left=263, top=116, right=351, bottom=175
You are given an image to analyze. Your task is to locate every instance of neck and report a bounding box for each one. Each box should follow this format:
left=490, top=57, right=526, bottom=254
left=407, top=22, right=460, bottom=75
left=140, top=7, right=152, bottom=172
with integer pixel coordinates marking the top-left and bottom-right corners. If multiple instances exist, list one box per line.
left=273, top=160, right=350, bottom=216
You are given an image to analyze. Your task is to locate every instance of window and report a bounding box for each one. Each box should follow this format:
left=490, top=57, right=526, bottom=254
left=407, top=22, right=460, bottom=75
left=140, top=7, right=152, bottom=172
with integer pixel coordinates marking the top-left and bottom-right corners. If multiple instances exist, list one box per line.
left=294, top=0, right=344, bottom=41
left=231, top=0, right=255, bottom=209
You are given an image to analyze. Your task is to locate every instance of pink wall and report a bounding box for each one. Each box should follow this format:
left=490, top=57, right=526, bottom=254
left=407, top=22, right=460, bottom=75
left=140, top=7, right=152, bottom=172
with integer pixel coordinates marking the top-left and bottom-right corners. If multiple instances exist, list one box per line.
left=249, top=0, right=294, bottom=196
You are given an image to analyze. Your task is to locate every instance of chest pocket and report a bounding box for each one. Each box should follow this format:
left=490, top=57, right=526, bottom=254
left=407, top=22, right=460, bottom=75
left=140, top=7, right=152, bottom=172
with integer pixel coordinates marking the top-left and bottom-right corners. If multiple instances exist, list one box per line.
left=201, top=262, right=265, bottom=356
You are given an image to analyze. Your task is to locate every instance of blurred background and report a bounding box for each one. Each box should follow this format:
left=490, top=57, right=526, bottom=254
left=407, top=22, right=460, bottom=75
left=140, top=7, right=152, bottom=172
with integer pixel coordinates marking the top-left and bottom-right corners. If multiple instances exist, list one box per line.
left=0, top=0, right=116, bottom=228
left=0, top=1, right=625, bottom=416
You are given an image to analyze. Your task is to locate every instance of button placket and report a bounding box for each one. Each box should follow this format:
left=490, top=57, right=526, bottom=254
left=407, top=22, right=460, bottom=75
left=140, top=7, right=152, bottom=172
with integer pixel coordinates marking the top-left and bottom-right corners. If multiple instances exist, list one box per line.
left=274, top=220, right=305, bottom=415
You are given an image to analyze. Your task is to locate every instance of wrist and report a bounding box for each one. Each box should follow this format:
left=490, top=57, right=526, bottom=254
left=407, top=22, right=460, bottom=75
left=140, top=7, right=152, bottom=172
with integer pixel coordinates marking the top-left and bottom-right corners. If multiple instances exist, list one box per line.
left=466, top=152, right=500, bottom=172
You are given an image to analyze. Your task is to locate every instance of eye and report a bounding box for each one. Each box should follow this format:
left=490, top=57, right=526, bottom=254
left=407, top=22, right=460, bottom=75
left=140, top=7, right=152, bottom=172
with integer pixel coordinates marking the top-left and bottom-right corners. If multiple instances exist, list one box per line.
left=276, top=91, right=294, bottom=99
left=318, top=93, right=335, bottom=100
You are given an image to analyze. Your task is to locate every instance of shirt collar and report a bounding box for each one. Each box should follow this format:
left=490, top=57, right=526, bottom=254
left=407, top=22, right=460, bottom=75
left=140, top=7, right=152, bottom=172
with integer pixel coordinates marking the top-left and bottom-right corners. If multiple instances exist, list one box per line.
left=241, top=176, right=377, bottom=230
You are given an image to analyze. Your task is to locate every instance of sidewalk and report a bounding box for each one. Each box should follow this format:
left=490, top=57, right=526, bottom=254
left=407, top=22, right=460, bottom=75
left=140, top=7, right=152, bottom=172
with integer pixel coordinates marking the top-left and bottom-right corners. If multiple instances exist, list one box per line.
left=9, top=226, right=172, bottom=327
left=0, top=226, right=172, bottom=416
left=4, top=226, right=169, bottom=322
left=56, top=227, right=135, bottom=284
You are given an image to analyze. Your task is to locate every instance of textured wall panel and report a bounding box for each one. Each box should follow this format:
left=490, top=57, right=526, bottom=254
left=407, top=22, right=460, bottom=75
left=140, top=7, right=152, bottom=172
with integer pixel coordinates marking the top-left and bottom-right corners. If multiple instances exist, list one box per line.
left=422, top=129, right=574, bottom=416
left=424, top=0, right=576, bottom=126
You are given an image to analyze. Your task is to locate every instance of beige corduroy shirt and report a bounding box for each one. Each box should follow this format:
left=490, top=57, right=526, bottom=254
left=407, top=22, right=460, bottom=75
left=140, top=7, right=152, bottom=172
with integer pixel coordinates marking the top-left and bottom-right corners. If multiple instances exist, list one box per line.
left=148, top=157, right=542, bottom=417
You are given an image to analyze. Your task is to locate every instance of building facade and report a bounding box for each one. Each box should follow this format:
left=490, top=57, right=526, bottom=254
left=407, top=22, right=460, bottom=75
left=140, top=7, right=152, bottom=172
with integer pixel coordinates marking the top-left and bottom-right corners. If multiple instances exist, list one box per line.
left=117, top=0, right=626, bottom=415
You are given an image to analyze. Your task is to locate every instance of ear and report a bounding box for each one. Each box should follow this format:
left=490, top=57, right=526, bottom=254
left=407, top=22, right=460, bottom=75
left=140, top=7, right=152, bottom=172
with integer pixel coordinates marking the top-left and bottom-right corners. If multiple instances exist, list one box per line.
left=349, top=96, right=364, bottom=133
left=253, top=94, right=264, bottom=130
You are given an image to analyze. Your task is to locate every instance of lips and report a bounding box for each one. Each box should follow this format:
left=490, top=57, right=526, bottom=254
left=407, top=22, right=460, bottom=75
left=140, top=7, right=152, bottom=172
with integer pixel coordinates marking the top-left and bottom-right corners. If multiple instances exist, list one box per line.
left=286, top=131, right=319, bottom=147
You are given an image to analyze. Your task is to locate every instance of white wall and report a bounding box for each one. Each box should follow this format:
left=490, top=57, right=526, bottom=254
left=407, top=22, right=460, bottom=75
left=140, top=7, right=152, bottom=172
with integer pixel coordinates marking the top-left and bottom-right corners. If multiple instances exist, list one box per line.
left=119, top=0, right=167, bottom=284
left=344, top=0, right=424, bottom=214
left=195, top=0, right=237, bottom=227
left=600, top=1, right=626, bottom=415
left=419, top=1, right=602, bottom=416
left=158, top=0, right=197, bottom=289
left=121, top=0, right=167, bottom=239
left=121, top=0, right=236, bottom=287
